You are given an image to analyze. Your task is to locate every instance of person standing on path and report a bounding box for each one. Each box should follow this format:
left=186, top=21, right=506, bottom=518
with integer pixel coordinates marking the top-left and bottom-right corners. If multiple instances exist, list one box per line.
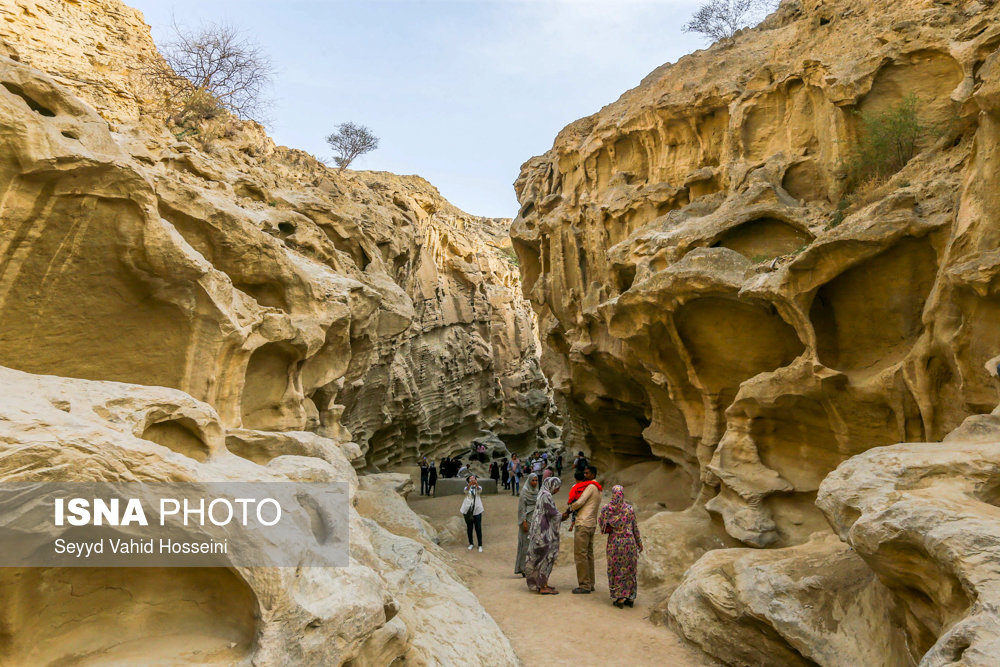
left=555, top=453, right=563, bottom=477
left=598, top=485, right=643, bottom=608
left=501, top=457, right=510, bottom=490
left=509, top=455, right=521, bottom=496
left=419, top=456, right=429, bottom=496
left=427, top=460, right=437, bottom=496
left=562, top=465, right=601, bottom=594
left=461, top=475, right=485, bottom=552
left=514, top=472, right=540, bottom=576
left=490, top=461, right=500, bottom=486
left=524, top=476, right=563, bottom=595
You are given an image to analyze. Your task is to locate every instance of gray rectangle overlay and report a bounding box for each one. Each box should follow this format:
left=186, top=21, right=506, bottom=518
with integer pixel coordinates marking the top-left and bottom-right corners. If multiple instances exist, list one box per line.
left=0, top=482, right=348, bottom=567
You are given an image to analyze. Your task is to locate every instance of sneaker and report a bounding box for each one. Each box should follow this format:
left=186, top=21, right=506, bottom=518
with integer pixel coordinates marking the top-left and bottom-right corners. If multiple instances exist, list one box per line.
left=478, top=546, right=483, bottom=552
left=468, top=545, right=474, bottom=550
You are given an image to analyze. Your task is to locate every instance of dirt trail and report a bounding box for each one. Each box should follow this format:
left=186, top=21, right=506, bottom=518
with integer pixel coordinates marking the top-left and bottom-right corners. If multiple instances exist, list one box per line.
left=407, top=484, right=715, bottom=667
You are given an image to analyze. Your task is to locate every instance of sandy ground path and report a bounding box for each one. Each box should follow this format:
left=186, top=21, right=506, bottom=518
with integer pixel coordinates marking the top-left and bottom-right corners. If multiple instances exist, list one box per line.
left=407, top=485, right=715, bottom=667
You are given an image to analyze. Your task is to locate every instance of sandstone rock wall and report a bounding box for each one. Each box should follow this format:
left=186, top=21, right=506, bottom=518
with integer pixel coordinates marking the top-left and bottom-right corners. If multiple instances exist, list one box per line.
left=0, top=0, right=550, bottom=468
left=513, top=0, right=1000, bottom=663
left=0, top=1, right=546, bottom=663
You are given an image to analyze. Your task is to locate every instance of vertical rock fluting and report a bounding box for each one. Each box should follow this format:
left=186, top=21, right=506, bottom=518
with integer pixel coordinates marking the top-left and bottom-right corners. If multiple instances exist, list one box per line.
left=513, top=0, right=1000, bottom=663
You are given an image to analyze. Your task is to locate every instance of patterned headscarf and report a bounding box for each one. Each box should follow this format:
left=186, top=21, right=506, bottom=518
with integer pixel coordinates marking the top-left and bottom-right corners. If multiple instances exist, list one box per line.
left=599, top=484, right=632, bottom=533
left=541, top=476, right=562, bottom=494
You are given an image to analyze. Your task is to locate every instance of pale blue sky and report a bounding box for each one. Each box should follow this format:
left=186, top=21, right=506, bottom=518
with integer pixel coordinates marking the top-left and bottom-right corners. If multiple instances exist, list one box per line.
left=129, top=1, right=705, bottom=217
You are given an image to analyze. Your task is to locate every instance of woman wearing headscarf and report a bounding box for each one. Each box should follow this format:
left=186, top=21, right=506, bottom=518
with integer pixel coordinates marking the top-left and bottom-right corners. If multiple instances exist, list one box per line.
left=514, top=472, right=540, bottom=576
left=598, top=485, right=643, bottom=608
left=524, top=476, right=563, bottom=595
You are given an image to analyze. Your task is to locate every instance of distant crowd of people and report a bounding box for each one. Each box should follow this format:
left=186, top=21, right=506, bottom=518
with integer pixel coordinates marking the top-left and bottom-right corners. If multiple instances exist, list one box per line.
left=419, top=456, right=473, bottom=494
left=456, top=450, right=642, bottom=608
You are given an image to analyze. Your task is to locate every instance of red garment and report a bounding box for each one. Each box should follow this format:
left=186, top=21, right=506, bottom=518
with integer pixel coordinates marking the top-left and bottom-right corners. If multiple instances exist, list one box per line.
left=567, top=480, right=602, bottom=506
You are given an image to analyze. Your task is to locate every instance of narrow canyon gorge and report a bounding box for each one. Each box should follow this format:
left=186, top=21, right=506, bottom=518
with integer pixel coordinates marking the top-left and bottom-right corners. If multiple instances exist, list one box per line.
left=1, top=0, right=1000, bottom=665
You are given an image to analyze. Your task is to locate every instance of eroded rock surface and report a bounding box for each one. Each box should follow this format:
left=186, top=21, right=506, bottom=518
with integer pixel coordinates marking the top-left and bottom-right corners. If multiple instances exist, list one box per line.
left=512, top=0, right=1000, bottom=663
left=0, top=366, right=517, bottom=665
left=0, top=0, right=550, bottom=467
left=0, top=1, right=544, bottom=664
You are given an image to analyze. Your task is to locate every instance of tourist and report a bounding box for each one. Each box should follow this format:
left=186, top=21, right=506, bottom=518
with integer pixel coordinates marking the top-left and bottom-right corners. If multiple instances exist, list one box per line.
left=514, top=472, right=540, bottom=577
left=490, top=461, right=500, bottom=485
left=599, top=485, right=643, bottom=608
left=565, top=469, right=597, bottom=532
left=461, top=474, right=485, bottom=552
left=562, top=465, right=601, bottom=594
left=555, top=452, right=563, bottom=476
left=532, top=452, right=544, bottom=475
left=441, top=456, right=451, bottom=478
left=501, top=457, right=510, bottom=490
left=419, top=456, right=430, bottom=496
left=573, top=451, right=588, bottom=474
left=509, top=455, right=521, bottom=495
left=457, top=459, right=469, bottom=479
left=427, top=460, right=438, bottom=496
left=524, top=476, right=563, bottom=594
left=542, top=466, right=553, bottom=480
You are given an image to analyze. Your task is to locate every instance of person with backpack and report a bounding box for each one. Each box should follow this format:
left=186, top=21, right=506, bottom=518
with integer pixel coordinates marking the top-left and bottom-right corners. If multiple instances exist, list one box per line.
left=573, top=451, right=589, bottom=474
left=461, top=475, right=485, bottom=552
left=500, top=457, right=510, bottom=490
left=508, top=455, right=522, bottom=495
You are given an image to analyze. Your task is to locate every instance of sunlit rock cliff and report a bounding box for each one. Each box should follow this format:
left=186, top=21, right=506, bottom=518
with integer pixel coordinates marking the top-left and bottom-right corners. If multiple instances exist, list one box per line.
left=0, top=0, right=546, bottom=663
left=512, top=0, right=1000, bottom=664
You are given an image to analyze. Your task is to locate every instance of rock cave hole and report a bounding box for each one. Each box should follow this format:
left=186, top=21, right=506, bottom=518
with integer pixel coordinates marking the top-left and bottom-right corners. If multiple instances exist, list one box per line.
left=674, top=297, right=805, bottom=393
left=810, top=237, right=937, bottom=375
left=710, top=218, right=813, bottom=262
left=141, top=418, right=210, bottom=462
left=1, top=81, right=55, bottom=116
left=241, top=341, right=300, bottom=431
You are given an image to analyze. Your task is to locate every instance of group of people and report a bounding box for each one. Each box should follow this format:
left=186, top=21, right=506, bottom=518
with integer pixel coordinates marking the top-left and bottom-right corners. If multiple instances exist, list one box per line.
left=437, top=456, right=469, bottom=480
left=418, top=457, right=438, bottom=496
left=496, top=451, right=564, bottom=496
left=460, top=450, right=643, bottom=609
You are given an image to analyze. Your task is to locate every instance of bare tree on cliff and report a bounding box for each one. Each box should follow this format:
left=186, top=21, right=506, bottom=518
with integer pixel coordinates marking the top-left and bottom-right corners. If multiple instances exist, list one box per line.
left=149, top=21, right=274, bottom=124
left=683, top=0, right=778, bottom=42
left=326, top=123, right=380, bottom=171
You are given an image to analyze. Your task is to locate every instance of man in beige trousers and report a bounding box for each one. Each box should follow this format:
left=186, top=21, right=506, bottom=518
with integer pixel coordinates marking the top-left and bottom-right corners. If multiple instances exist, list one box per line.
left=563, top=465, right=601, bottom=594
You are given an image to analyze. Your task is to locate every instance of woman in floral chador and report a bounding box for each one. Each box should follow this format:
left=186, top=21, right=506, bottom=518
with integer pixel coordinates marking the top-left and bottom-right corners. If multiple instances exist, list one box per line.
left=524, top=476, right=563, bottom=594
left=598, top=484, right=642, bottom=608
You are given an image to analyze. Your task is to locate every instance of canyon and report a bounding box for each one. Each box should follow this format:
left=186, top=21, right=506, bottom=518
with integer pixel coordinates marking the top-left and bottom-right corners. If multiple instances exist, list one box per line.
left=2, top=0, right=1000, bottom=665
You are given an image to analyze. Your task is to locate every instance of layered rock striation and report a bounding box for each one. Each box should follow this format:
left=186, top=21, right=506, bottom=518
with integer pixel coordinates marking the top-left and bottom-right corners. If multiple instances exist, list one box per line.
left=513, top=0, right=1000, bottom=663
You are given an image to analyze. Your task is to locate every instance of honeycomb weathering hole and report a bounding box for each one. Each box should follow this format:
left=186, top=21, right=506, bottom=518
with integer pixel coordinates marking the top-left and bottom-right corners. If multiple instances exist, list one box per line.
left=241, top=341, right=298, bottom=430
left=0, top=567, right=258, bottom=665
left=810, top=237, right=937, bottom=374
left=674, top=297, right=805, bottom=392
left=141, top=418, right=210, bottom=462
left=711, top=218, right=813, bottom=261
